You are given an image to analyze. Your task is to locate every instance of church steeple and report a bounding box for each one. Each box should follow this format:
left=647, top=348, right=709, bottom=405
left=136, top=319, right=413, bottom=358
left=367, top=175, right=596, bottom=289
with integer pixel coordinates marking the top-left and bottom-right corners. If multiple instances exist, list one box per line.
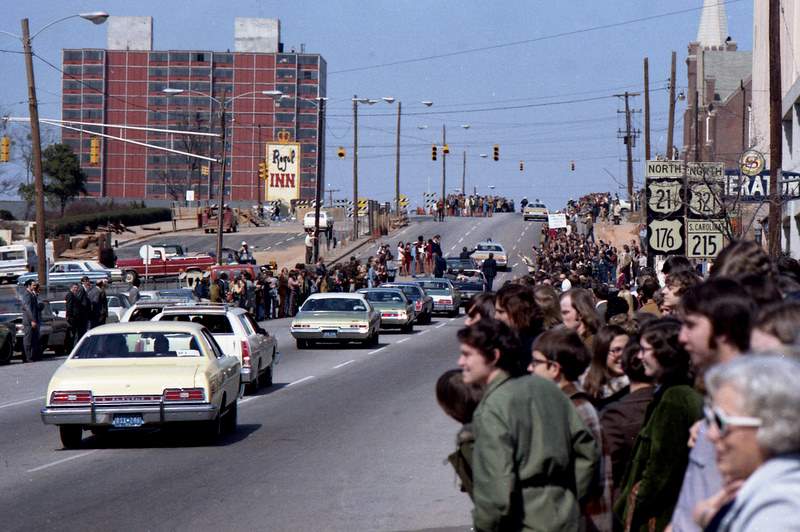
left=697, top=0, right=730, bottom=48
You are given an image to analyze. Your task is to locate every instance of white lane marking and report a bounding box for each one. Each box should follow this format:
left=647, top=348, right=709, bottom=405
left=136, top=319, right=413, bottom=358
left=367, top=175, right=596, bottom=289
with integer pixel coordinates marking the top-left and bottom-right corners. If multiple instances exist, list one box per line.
left=286, top=236, right=295, bottom=241
left=333, top=360, right=355, bottom=369
left=275, top=241, right=284, bottom=245
left=450, top=245, right=457, bottom=251
left=396, top=338, right=409, bottom=343
left=240, top=396, right=256, bottom=404
left=27, top=450, right=97, bottom=473
left=287, top=375, right=315, bottom=386
left=368, top=346, right=387, bottom=355
left=458, top=237, right=464, bottom=243
left=419, top=329, right=429, bottom=335
left=435, top=322, right=447, bottom=328
left=512, top=263, right=519, bottom=268
left=0, top=396, right=44, bottom=410
left=449, top=317, right=457, bottom=321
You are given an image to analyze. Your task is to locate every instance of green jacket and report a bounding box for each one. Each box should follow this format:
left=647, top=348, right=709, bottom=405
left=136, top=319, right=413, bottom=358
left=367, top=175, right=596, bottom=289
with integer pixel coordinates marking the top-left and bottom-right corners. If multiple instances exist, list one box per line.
left=613, top=383, right=703, bottom=531
left=471, top=372, right=600, bottom=532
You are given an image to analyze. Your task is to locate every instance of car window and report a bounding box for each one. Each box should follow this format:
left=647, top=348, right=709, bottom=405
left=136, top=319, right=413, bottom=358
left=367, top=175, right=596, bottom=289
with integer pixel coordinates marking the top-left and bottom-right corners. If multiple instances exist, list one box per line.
left=201, top=330, right=226, bottom=359
left=129, top=307, right=163, bottom=321
left=107, top=296, right=120, bottom=307
left=51, top=264, right=64, bottom=273
left=477, top=244, right=503, bottom=252
left=238, top=314, right=255, bottom=335
left=50, top=301, right=66, bottom=313
left=0, top=250, right=25, bottom=261
left=364, top=291, right=403, bottom=303
left=72, top=332, right=201, bottom=359
left=159, top=313, right=234, bottom=334
left=301, top=298, right=367, bottom=312
left=418, top=281, right=449, bottom=291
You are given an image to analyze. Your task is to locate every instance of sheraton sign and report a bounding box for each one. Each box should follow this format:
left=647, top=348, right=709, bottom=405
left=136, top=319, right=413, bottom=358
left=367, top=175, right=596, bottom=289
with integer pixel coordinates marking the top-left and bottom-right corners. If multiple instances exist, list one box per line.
left=266, top=142, right=301, bottom=203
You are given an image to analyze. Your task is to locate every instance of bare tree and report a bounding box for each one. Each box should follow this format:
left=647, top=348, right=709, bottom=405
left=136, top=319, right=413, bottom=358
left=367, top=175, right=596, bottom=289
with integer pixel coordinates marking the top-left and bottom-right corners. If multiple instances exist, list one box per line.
left=156, top=111, right=212, bottom=200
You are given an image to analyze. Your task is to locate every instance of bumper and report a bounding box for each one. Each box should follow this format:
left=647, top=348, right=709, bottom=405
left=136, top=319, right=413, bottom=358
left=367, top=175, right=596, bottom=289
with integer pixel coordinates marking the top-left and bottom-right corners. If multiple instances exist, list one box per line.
left=379, top=316, right=413, bottom=328
left=41, top=402, right=218, bottom=426
left=291, top=328, right=371, bottom=341
left=240, top=366, right=254, bottom=383
left=460, top=291, right=482, bottom=305
left=432, top=302, right=458, bottom=312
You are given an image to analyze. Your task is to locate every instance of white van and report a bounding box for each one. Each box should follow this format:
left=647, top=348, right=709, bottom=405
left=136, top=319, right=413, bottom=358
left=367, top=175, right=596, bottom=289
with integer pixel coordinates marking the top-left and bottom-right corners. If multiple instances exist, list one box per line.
left=0, top=243, right=36, bottom=283
left=303, top=211, right=333, bottom=230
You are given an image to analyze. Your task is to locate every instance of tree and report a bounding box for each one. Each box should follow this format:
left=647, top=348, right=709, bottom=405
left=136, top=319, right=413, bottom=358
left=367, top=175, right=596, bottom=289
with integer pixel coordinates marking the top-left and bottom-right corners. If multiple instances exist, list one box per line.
left=19, top=143, right=87, bottom=216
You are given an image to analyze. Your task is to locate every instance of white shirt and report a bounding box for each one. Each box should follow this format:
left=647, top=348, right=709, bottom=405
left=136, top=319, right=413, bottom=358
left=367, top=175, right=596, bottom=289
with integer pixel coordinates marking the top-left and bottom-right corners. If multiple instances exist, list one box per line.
left=561, top=278, right=572, bottom=292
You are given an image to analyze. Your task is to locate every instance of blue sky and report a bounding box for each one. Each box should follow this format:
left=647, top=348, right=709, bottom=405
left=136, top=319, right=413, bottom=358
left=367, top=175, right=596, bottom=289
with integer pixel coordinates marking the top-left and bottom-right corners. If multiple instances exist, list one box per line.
left=0, top=0, right=754, bottom=208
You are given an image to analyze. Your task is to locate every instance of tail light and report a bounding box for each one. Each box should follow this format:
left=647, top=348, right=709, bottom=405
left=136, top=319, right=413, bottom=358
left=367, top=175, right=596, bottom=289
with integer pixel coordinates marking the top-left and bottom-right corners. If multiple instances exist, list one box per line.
left=415, top=301, right=423, bottom=311
left=163, top=388, right=205, bottom=402
left=440, top=299, right=452, bottom=305
left=51, top=390, right=92, bottom=405
left=241, top=341, right=251, bottom=368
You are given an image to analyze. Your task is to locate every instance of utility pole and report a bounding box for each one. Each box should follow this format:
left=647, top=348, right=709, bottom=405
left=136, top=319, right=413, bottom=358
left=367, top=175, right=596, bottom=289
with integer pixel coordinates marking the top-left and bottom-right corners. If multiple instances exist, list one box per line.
left=667, top=51, right=677, bottom=160
left=768, top=0, right=782, bottom=257
left=644, top=57, right=651, bottom=161
left=215, top=95, right=228, bottom=265
left=624, top=93, right=634, bottom=203
left=741, top=79, right=747, bottom=152
left=694, top=90, right=700, bottom=162
left=312, top=97, right=325, bottom=263
left=21, top=18, right=47, bottom=285
left=353, top=95, right=359, bottom=239
left=441, top=124, right=446, bottom=218
left=462, top=150, right=466, bottom=194
left=326, top=187, right=340, bottom=207
left=394, top=101, right=401, bottom=217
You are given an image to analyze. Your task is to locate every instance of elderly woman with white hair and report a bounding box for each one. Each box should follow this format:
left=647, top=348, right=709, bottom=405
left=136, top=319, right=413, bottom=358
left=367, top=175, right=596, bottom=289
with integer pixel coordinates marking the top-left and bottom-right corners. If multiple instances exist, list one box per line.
left=694, top=355, right=800, bottom=530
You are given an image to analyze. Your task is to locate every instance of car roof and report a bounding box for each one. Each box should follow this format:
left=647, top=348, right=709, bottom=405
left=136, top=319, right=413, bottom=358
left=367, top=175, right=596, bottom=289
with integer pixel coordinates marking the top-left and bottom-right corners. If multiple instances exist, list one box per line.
left=305, top=292, right=367, bottom=300
left=131, top=299, right=188, bottom=308
left=358, top=288, right=403, bottom=293
left=85, top=321, right=206, bottom=335
left=161, top=304, right=243, bottom=315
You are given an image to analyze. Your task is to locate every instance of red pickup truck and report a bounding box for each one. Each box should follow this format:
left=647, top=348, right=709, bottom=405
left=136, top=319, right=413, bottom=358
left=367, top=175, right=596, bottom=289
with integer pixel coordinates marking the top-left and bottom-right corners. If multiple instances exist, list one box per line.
left=116, top=244, right=216, bottom=284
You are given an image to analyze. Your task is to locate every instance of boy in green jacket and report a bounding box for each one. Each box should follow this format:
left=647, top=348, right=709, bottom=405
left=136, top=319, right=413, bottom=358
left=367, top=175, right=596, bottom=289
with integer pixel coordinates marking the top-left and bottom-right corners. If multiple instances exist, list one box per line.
left=457, top=320, right=600, bottom=532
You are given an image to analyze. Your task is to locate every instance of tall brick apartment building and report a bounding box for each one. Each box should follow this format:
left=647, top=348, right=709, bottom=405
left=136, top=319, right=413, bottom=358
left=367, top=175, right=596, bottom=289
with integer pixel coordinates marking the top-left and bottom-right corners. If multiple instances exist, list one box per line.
left=60, top=17, right=326, bottom=202
left=682, top=1, right=752, bottom=169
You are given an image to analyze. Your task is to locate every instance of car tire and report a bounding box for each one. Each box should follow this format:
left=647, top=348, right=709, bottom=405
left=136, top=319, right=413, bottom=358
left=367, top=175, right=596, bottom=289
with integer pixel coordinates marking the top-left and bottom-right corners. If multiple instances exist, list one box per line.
left=371, top=331, right=380, bottom=346
left=202, top=403, right=224, bottom=442
left=59, top=425, right=83, bottom=449
left=0, top=338, right=12, bottom=365
left=296, top=338, right=308, bottom=349
left=222, top=398, right=238, bottom=435
left=53, top=332, right=72, bottom=357
left=448, top=309, right=459, bottom=318
left=245, top=367, right=260, bottom=395
left=124, top=270, right=139, bottom=285
left=38, top=335, right=49, bottom=359
left=401, top=322, right=414, bottom=333
left=263, top=360, right=274, bottom=388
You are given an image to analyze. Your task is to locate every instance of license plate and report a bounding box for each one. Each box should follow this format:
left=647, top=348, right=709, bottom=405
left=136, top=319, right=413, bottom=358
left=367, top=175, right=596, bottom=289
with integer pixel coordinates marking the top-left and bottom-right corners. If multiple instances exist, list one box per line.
left=322, top=331, right=337, bottom=338
left=112, top=414, right=144, bottom=428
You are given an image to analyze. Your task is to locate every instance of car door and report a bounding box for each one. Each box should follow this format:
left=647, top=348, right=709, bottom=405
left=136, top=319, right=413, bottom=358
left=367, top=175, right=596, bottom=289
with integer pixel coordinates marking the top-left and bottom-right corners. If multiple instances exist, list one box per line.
left=237, top=312, right=266, bottom=371
left=201, top=329, right=239, bottom=407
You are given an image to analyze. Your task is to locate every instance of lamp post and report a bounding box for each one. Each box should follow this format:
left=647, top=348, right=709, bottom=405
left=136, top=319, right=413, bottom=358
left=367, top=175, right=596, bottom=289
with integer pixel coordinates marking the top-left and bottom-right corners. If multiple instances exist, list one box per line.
left=2, top=12, right=109, bottom=286
left=164, top=87, right=278, bottom=264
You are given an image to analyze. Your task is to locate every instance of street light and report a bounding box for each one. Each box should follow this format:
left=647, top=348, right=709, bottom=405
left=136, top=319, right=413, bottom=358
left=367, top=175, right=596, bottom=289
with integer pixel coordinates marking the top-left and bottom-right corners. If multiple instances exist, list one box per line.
left=0, top=13, right=110, bottom=286
left=163, top=87, right=277, bottom=264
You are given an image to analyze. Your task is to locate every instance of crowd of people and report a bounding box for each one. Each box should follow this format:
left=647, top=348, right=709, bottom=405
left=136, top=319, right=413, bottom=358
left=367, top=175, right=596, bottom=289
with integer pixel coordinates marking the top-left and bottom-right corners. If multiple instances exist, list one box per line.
left=433, top=194, right=515, bottom=221
left=439, top=217, right=800, bottom=530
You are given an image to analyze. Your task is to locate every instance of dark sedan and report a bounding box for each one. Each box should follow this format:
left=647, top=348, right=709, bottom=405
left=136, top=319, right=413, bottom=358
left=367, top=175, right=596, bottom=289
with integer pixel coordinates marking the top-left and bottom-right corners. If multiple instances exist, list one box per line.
left=448, top=269, right=486, bottom=307
left=381, top=282, right=434, bottom=325
left=0, top=300, right=73, bottom=360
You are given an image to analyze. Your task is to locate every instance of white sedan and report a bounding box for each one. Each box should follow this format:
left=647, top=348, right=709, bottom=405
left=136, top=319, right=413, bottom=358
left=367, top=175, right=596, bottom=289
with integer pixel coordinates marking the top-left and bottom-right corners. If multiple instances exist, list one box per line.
left=41, top=321, right=241, bottom=449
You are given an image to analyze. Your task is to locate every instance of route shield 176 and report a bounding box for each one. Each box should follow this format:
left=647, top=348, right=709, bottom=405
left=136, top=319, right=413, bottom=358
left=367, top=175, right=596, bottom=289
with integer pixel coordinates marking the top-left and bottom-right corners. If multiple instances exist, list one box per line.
left=648, top=219, right=685, bottom=255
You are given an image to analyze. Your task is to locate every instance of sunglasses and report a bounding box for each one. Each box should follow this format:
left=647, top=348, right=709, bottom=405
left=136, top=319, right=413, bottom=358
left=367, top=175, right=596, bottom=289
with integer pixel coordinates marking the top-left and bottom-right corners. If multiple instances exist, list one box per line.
left=704, top=404, right=762, bottom=436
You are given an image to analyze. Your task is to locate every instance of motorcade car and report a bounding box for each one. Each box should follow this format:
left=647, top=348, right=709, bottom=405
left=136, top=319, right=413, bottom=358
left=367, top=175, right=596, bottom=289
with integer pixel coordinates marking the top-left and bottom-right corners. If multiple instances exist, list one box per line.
left=413, top=278, right=462, bottom=317
left=40, top=321, right=241, bottom=449
left=290, top=293, right=380, bottom=349
left=152, top=304, right=277, bottom=393
left=303, top=210, right=333, bottom=230
left=445, top=257, right=478, bottom=273
left=447, top=269, right=486, bottom=307
left=470, top=241, right=508, bottom=270
left=120, top=299, right=189, bottom=322
left=17, top=260, right=114, bottom=288
left=523, top=202, right=549, bottom=222
left=357, top=288, right=416, bottom=333
left=137, top=288, right=198, bottom=303
left=381, top=282, right=434, bottom=324
left=0, top=301, right=72, bottom=358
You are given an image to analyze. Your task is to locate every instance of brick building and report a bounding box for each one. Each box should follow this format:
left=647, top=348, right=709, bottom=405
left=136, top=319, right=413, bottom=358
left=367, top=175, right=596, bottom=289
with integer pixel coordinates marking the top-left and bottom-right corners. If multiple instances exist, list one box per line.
left=60, top=17, right=326, bottom=202
left=682, top=0, right=752, bottom=169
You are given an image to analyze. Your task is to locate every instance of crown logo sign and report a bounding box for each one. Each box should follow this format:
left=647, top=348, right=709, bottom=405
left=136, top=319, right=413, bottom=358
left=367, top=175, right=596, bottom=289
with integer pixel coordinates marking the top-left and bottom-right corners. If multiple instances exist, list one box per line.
left=277, top=130, right=292, bottom=143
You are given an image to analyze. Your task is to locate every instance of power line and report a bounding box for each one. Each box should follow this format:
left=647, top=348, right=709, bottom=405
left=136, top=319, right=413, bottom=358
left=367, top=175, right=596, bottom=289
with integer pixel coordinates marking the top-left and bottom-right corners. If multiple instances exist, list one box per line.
left=329, top=0, right=746, bottom=75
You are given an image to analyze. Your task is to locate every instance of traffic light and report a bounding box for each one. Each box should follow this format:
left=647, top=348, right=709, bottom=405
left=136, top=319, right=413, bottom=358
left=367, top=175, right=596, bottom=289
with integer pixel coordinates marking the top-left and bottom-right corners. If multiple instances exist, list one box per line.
left=519, top=161, right=524, bottom=172
left=89, top=136, right=100, bottom=165
left=337, top=146, right=346, bottom=159
left=0, top=136, right=9, bottom=163
left=442, top=144, right=450, bottom=155
left=258, top=162, right=267, bottom=180
left=201, top=165, right=209, bottom=177
left=431, top=145, right=437, bottom=161
left=493, top=144, right=499, bottom=161
left=570, top=160, right=576, bottom=171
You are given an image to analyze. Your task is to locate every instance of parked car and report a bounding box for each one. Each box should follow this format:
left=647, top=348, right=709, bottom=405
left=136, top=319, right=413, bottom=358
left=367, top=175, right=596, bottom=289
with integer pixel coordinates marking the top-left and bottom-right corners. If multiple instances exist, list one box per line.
left=381, top=282, right=434, bottom=324
left=152, top=304, right=277, bottom=393
left=290, top=293, right=380, bottom=349
left=137, top=289, right=198, bottom=303
left=0, top=301, right=73, bottom=358
left=40, top=321, right=241, bottom=449
left=17, top=260, right=113, bottom=288
left=303, top=210, right=333, bottom=230
left=413, top=278, right=462, bottom=317
left=470, top=241, right=508, bottom=270
left=116, top=245, right=215, bottom=284
left=357, top=288, right=416, bottom=333
left=50, top=292, right=129, bottom=324
left=0, top=321, right=16, bottom=364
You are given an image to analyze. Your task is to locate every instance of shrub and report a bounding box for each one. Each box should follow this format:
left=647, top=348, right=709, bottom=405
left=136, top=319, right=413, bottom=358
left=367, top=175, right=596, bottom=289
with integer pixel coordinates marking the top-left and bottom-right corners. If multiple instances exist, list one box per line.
left=48, top=207, right=171, bottom=236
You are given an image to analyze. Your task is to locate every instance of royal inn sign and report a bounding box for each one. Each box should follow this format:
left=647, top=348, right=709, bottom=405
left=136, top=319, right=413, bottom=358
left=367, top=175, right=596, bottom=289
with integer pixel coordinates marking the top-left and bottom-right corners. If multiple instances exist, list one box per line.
left=723, top=170, right=800, bottom=202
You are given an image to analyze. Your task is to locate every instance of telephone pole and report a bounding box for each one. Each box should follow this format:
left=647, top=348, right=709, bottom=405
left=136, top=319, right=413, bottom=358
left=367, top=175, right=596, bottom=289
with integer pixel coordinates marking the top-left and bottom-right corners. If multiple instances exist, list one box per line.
left=352, top=95, right=359, bottom=239
left=394, top=101, right=402, bottom=217
left=616, top=92, right=640, bottom=204
left=326, top=188, right=340, bottom=207
left=768, top=0, right=782, bottom=257
left=441, top=124, right=447, bottom=218
left=462, top=150, right=466, bottom=194
left=667, top=51, right=677, bottom=159
left=644, top=57, right=651, bottom=161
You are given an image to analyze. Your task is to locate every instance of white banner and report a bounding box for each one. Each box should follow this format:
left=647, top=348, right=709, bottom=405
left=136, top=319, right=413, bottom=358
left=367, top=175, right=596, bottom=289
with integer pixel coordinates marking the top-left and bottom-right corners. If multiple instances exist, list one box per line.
left=266, top=143, right=301, bottom=203
left=547, top=213, right=567, bottom=228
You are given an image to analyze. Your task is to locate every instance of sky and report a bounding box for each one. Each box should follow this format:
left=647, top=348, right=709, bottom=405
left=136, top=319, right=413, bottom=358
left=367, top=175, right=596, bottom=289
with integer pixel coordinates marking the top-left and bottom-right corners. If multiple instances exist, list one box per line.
left=0, top=0, right=754, bottom=208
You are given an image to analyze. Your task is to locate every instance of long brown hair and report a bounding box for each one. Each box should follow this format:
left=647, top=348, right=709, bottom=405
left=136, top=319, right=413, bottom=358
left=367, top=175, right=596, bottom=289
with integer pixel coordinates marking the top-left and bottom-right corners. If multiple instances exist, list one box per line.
left=533, top=284, right=562, bottom=329
left=583, top=324, right=628, bottom=399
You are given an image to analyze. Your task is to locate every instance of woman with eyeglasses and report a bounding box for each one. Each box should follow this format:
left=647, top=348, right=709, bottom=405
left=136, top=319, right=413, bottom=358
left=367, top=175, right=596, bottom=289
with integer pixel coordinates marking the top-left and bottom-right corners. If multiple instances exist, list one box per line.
left=692, top=355, right=800, bottom=531
left=582, top=324, right=632, bottom=409
left=613, top=318, right=703, bottom=532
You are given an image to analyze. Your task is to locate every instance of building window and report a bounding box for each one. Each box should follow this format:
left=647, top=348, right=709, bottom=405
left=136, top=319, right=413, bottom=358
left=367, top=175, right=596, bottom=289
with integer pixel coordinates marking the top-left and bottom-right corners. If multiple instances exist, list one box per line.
left=213, top=53, right=233, bottom=65
left=83, top=65, right=104, bottom=78
left=83, top=50, right=103, bottom=62
left=169, top=52, right=190, bottom=63
left=190, top=67, right=210, bottom=78
left=706, top=115, right=712, bottom=143
left=149, top=52, right=168, bottom=63
left=82, top=94, right=104, bottom=106
left=747, top=104, right=752, bottom=148
left=298, top=55, right=318, bottom=66
left=194, top=53, right=207, bottom=63
left=213, top=68, right=233, bottom=80
left=148, top=67, right=169, bottom=78
left=170, top=67, right=190, bottom=78
left=64, top=65, right=82, bottom=76
left=63, top=50, right=82, bottom=62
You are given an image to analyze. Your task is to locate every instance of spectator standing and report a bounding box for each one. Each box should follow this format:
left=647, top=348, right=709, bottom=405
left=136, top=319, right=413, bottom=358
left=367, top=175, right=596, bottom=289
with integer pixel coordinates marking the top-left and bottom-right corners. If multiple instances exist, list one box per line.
left=65, top=282, right=88, bottom=341
left=21, top=279, right=41, bottom=363
left=582, top=324, right=631, bottom=409
left=304, top=232, right=315, bottom=264
left=433, top=251, right=446, bottom=278
left=83, top=276, right=101, bottom=329
left=560, top=288, right=601, bottom=350
left=481, top=253, right=498, bottom=292
left=128, top=277, right=140, bottom=304
left=95, top=280, right=109, bottom=326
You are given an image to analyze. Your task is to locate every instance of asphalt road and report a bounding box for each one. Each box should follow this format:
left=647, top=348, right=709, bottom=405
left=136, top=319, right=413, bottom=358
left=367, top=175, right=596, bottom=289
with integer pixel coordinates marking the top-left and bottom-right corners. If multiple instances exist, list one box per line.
left=0, top=213, right=543, bottom=532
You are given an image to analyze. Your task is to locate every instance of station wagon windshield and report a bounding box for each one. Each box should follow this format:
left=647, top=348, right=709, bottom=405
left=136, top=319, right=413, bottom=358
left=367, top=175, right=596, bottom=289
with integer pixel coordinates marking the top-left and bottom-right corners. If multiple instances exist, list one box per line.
left=159, top=314, right=233, bottom=334
left=72, top=332, right=202, bottom=359
left=301, top=299, right=367, bottom=312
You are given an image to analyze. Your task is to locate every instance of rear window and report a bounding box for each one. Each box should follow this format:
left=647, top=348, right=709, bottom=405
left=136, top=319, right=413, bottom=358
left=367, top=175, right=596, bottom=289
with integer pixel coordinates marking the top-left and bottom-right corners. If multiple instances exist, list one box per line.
left=301, top=298, right=367, bottom=312
left=72, top=332, right=202, bottom=359
left=418, top=281, right=449, bottom=291
left=477, top=244, right=503, bottom=252
left=363, top=291, right=405, bottom=303
left=129, top=307, right=164, bottom=321
left=160, top=313, right=234, bottom=334
left=0, top=250, right=25, bottom=261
